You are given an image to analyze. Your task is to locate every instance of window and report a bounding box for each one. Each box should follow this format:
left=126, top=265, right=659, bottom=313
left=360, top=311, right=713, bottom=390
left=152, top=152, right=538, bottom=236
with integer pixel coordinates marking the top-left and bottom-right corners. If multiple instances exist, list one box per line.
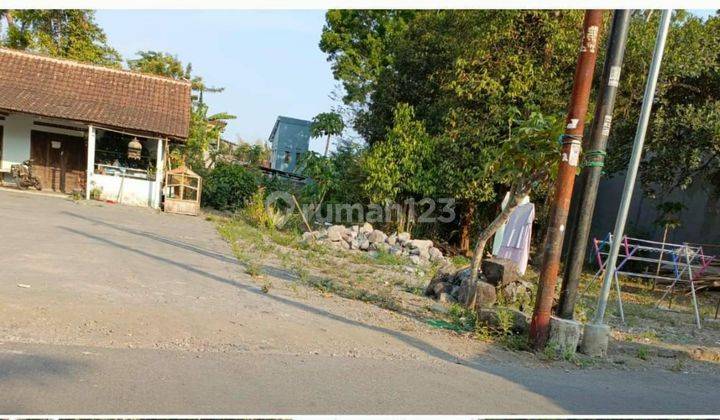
left=284, top=151, right=291, bottom=163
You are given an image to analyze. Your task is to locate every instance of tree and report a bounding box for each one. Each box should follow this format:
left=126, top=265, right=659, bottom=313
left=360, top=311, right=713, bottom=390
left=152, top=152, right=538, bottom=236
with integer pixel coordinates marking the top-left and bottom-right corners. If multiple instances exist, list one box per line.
left=310, top=112, right=345, bottom=157
left=321, top=10, right=584, bottom=253
left=234, top=141, right=270, bottom=166
left=606, top=11, right=720, bottom=197
left=461, top=110, right=562, bottom=307
left=1, top=10, right=121, bottom=66
left=127, top=50, right=191, bottom=80
left=127, top=50, right=235, bottom=171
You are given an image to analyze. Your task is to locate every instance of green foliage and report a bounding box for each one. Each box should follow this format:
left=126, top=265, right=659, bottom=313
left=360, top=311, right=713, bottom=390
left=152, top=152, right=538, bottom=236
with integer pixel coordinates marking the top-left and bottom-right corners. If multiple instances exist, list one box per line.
left=606, top=11, right=720, bottom=196
left=310, top=112, right=345, bottom=156
left=202, top=163, right=261, bottom=211
left=127, top=50, right=190, bottom=79
left=1, top=10, right=121, bottom=66
left=363, top=104, right=437, bottom=203
left=234, top=142, right=271, bottom=166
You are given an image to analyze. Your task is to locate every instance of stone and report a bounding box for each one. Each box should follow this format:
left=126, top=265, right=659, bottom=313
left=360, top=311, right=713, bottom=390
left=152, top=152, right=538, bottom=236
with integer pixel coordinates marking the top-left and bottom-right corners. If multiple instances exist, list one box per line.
left=450, top=285, right=460, bottom=299
left=500, top=280, right=533, bottom=309
left=351, top=225, right=359, bottom=233
left=579, top=323, right=611, bottom=358
left=548, top=316, right=582, bottom=357
left=375, top=242, right=390, bottom=253
left=301, top=231, right=316, bottom=241
left=428, top=247, right=444, bottom=262
left=474, top=281, right=497, bottom=309
left=327, top=225, right=346, bottom=242
left=359, top=238, right=370, bottom=250
left=367, top=229, right=387, bottom=244
left=457, top=278, right=495, bottom=308
left=349, top=239, right=359, bottom=250
left=386, top=233, right=397, bottom=246
left=481, top=258, right=520, bottom=287
left=359, top=222, right=374, bottom=234
left=397, top=232, right=411, bottom=244
left=409, top=255, right=422, bottom=265
left=433, top=281, right=449, bottom=296
left=438, top=292, right=456, bottom=304
left=425, top=264, right=456, bottom=296
left=407, top=239, right=433, bottom=252
left=389, top=246, right=402, bottom=256
left=477, top=307, right=530, bottom=334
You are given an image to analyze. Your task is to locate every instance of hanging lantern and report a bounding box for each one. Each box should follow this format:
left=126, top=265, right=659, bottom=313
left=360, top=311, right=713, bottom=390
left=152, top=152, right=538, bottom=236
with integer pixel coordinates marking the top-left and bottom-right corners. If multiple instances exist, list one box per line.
left=127, top=137, right=142, bottom=160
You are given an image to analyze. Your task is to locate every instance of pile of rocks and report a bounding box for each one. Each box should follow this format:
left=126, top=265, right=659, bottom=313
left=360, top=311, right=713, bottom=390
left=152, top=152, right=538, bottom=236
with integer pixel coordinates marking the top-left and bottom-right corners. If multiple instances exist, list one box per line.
left=425, top=257, right=533, bottom=332
left=302, top=222, right=446, bottom=265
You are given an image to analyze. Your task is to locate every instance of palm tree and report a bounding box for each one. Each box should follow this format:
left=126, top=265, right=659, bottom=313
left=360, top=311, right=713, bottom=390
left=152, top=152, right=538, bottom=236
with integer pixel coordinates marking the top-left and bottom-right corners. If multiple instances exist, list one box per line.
left=310, top=112, right=345, bottom=157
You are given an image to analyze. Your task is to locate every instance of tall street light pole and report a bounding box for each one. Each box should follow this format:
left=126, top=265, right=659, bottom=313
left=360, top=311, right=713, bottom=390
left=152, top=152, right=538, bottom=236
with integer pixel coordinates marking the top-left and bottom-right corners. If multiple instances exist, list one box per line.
left=529, top=10, right=604, bottom=350
left=592, top=10, right=672, bottom=326
left=558, top=10, right=632, bottom=320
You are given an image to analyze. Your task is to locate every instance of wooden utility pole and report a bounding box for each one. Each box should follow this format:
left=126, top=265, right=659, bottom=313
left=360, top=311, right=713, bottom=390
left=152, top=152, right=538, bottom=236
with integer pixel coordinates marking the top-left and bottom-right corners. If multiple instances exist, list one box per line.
left=558, top=10, right=632, bottom=320
left=529, top=10, right=605, bottom=350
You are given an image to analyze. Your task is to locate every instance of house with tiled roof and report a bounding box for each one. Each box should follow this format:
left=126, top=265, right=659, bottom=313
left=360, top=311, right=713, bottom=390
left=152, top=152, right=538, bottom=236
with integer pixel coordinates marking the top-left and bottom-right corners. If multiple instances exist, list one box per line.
left=0, top=47, right=191, bottom=208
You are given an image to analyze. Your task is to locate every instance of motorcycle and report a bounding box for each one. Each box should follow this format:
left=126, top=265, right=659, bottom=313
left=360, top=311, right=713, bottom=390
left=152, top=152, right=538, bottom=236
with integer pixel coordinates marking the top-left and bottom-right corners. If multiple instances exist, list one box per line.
left=10, top=159, right=42, bottom=191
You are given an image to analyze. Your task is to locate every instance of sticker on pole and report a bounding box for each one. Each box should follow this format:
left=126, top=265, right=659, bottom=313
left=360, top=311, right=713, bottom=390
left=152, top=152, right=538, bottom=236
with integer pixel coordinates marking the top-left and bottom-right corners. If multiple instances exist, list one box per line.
left=567, top=143, right=581, bottom=167
left=608, top=66, right=622, bottom=87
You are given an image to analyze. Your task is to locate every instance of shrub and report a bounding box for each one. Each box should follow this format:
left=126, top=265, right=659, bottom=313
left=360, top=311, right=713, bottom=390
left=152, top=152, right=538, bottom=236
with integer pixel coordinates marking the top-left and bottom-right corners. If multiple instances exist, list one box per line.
left=202, top=163, right=260, bottom=211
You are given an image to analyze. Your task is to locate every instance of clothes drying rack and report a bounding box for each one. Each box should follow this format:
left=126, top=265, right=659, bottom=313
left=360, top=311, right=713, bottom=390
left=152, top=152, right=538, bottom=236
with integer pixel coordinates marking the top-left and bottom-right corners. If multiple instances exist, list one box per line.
left=583, top=234, right=715, bottom=328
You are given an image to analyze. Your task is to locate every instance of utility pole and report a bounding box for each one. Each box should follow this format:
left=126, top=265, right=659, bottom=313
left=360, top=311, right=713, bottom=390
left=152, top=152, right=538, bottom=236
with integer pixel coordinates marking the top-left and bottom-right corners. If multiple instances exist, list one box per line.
left=558, top=10, right=632, bottom=320
left=592, top=10, right=672, bottom=326
left=529, top=10, right=604, bottom=350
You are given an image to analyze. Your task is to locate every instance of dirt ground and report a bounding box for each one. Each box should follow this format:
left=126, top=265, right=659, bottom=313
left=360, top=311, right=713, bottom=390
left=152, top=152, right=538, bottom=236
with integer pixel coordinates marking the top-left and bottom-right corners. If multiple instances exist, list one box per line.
left=1, top=187, right=718, bottom=376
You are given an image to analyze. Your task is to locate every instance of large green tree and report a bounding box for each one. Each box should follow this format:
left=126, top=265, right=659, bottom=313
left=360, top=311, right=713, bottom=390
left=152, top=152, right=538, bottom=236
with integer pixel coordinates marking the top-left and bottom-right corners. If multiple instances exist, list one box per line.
left=1, top=10, right=121, bottom=66
left=321, top=10, right=584, bottom=252
left=310, top=112, right=345, bottom=156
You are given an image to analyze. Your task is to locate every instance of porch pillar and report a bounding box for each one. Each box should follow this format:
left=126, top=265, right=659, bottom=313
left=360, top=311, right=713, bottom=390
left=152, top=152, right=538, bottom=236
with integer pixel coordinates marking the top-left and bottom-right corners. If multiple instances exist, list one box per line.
left=85, top=125, right=96, bottom=200
left=154, top=138, right=165, bottom=209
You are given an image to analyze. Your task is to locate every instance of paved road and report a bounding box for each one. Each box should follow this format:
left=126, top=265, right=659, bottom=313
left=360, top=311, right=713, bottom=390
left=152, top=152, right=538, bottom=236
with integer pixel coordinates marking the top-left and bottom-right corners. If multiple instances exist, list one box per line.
left=0, top=189, right=718, bottom=414
left=1, top=341, right=719, bottom=415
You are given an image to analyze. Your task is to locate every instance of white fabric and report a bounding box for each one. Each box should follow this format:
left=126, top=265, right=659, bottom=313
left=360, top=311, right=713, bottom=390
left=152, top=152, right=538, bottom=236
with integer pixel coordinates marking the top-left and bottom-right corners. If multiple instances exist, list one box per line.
left=496, top=202, right=535, bottom=275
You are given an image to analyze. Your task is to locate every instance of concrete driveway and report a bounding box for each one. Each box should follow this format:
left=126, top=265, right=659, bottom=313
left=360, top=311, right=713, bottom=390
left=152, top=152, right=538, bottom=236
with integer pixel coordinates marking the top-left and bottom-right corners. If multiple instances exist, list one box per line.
left=0, top=188, right=719, bottom=414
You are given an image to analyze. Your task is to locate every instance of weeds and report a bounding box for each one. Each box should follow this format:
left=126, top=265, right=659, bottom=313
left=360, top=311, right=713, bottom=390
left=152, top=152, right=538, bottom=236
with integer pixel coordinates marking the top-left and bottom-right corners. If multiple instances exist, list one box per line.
left=636, top=345, right=650, bottom=361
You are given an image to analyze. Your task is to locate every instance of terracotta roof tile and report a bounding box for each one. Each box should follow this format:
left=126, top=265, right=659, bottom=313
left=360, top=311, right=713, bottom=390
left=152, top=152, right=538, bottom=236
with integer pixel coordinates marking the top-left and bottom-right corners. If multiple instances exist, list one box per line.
left=0, top=48, right=191, bottom=139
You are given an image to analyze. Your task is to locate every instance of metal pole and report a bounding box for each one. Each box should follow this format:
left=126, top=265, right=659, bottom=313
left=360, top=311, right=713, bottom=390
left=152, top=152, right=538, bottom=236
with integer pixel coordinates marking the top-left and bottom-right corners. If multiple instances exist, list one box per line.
left=558, top=10, right=632, bottom=320
left=529, top=10, right=604, bottom=349
left=593, top=10, right=672, bottom=324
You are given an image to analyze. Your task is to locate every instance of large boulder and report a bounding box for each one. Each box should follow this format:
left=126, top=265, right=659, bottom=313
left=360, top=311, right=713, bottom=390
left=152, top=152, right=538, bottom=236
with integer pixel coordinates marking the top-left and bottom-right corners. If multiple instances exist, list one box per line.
left=386, top=233, right=398, bottom=246
left=481, top=258, right=520, bottom=287
left=397, top=232, right=411, bottom=245
left=428, top=247, right=444, bottom=262
left=424, top=264, right=456, bottom=296
left=457, top=278, right=495, bottom=308
left=327, top=225, right=346, bottom=242
left=477, top=307, right=529, bottom=334
left=359, top=222, right=374, bottom=235
left=407, top=239, right=433, bottom=252
left=500, top=280, right=533, bottom=309
left=367, top=229, right=387, bottom=244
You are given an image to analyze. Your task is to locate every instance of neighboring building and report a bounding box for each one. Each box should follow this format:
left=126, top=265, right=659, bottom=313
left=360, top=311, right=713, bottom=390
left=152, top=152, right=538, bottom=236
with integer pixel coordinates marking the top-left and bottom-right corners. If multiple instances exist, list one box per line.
left=0, top=48, right=191, bottom=208
left=267, top=116, right=311, bottom=173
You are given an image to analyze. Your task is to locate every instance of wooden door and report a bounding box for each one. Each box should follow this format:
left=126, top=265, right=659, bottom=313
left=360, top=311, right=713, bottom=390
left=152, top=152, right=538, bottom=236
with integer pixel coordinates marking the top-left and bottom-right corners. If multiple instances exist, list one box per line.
left=30, top=131, right=86, bottom=193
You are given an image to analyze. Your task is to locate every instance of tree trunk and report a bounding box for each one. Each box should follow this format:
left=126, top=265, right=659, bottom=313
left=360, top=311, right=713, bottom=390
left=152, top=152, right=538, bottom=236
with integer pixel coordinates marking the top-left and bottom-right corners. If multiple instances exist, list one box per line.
left=461, top=185, right=526, bottom=308
left=324, top=134, right=331, bottom=157
left=459, top=201, right=475, bottom=256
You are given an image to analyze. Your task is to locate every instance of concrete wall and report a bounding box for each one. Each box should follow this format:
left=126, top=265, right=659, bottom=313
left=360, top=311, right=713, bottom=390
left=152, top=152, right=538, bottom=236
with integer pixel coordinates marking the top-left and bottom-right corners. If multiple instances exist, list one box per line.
left=590, top=174, right=720, bottom=246
left=0, top=113, right=84, bottom=171
left=90, top=173, right=162, bottom=208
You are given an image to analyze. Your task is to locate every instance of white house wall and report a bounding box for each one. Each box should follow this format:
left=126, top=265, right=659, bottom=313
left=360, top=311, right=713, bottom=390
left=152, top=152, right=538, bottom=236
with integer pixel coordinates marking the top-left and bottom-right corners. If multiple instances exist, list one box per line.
left=0, top=113, right=84, bottom=171
left=90, top=173, right=161, bottom=208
